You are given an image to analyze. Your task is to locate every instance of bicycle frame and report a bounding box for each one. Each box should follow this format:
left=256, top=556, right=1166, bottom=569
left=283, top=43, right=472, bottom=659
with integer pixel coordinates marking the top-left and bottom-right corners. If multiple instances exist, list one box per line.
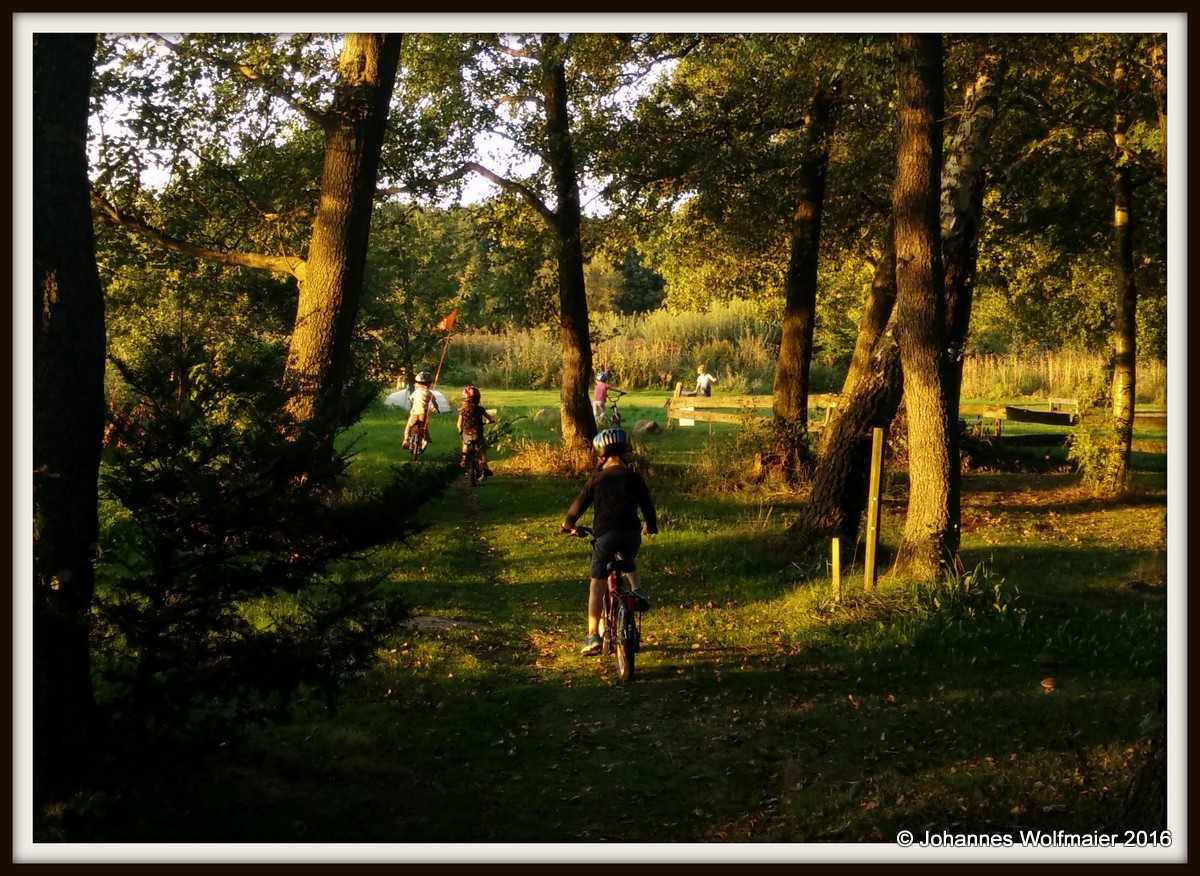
left=407, top=420, right=430, bottom=458
left=463, top=439, right=484, bottom=486
left=597, top=389, right=625, bottom=428
left=567, top=525, right=642, bottom=681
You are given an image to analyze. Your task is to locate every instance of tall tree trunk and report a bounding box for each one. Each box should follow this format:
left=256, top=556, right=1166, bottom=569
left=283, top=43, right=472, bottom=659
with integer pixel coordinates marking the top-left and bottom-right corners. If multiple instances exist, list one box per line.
left=939, top=44, right=1006, bottom=564
left=1109, top=60, right=1137, bottom=494
left=282, top=34, right=402, bottom=445
left=770, top=82, right=839, bottom=478
left=838, top=222, right=897, bottom=406
left=541, top=33, right=596, bottom=450
left=818, top=221, right=897, bottom=457
left=791, top=313, right=903, bottom=550
left=891, top=33, right=955, bottom=579
left=32, top=33, right=106, bottom=799
left=798, top=42, right=1001, bottom=558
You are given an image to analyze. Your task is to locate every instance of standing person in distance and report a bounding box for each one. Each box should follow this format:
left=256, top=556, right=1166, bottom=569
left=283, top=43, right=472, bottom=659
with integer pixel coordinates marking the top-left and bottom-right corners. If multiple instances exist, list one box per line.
left=561, top=428, right=658, bottom=657
left=695, top=363, right=718, bottom=397
left=402, top=370, right=438, bottom=449
left=456, top=383, right=495, bottom=478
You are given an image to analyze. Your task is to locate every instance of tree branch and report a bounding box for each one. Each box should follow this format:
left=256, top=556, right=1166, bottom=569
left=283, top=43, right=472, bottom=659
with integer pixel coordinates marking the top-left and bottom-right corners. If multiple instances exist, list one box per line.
left=148, top=33, right=329, bottom=130
left=92, top=192, right=306, bottom=282
left=380, top=162, right=558, bottom=227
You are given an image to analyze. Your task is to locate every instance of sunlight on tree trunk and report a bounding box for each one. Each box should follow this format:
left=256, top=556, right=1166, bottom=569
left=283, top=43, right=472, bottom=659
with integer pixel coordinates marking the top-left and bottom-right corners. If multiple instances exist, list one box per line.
left=770, top=82, right=839, bottom=478
left=891, top=33, right=956, bottom=579
left=541, top=34, right=596, bottom=450
left=283, top=34, right=403, bottom=441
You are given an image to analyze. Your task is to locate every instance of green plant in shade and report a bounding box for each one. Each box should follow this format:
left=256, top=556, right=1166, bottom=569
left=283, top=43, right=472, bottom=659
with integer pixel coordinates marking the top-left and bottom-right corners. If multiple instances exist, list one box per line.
left=1068, top=420, right=1127, bottom=494
left=94, top=338, right=456, bottom=751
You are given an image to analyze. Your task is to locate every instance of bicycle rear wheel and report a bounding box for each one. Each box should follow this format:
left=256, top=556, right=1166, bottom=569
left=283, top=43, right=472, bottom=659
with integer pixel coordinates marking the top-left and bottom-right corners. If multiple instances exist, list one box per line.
left=616, top=604, right=637, bottom=681
left=467, top=447, right=480, bottom=486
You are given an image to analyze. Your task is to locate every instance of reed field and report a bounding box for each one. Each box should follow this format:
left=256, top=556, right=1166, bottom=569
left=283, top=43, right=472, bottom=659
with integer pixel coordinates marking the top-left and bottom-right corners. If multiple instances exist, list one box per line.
left=436, top=305, right=1167, bottom=408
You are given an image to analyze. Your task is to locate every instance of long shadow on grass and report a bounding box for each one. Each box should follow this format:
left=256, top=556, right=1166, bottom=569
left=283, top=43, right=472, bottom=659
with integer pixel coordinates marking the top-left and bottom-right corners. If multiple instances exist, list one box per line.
left=115, top=611, right=1162, bottom=843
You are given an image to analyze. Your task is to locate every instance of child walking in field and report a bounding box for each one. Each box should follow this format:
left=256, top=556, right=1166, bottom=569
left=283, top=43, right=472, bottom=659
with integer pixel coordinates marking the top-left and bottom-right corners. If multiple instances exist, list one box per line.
left=561, top=427, right=657, bottom=656
left=456, top=384, right=495, bottom=478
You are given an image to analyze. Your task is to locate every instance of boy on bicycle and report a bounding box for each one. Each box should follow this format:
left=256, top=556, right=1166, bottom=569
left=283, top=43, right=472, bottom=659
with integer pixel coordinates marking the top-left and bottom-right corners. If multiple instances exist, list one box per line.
left=456, top=384, right=495, bottom=478
left=402, top=370, right=437, bottom=449
left=561, top=427, right=658, bottom=656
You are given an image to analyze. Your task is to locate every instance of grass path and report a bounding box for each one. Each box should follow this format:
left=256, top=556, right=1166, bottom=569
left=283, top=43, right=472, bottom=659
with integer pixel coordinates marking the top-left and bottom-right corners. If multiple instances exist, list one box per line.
left=83, top=422, right=1169, bottom=850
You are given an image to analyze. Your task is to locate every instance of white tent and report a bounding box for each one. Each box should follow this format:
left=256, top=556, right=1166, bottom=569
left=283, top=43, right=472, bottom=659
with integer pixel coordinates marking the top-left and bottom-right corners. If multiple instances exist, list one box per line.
left=384, top=388, right=452, bottom=413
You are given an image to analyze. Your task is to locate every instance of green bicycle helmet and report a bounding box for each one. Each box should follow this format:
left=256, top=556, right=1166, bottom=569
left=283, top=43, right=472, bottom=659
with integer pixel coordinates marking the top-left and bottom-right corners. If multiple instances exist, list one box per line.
left=592, top=427, right=629, bottom=458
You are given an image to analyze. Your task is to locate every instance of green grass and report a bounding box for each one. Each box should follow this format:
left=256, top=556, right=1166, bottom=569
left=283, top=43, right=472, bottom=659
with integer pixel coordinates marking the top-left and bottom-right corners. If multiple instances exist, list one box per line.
left=40, top=391, right=1171, bottom=852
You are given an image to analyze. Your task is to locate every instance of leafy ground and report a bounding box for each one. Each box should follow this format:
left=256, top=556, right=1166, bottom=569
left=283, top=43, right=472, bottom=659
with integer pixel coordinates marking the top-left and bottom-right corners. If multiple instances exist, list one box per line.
left=43, top=390, right=1174, bottom=860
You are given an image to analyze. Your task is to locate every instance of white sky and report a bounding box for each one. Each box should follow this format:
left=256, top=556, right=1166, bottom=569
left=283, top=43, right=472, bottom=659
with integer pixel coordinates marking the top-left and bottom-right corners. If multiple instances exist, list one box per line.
left=14, top=12, right=1187, bottom=866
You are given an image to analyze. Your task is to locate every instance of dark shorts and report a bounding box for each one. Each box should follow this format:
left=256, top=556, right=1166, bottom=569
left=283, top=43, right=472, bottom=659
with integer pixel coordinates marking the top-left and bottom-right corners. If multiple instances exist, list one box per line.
left=591, top=529, right=641, bottom=579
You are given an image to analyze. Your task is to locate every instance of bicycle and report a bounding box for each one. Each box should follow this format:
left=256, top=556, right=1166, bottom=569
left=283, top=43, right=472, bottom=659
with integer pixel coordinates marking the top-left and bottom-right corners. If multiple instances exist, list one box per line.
left=564, top=524, right=647, bottom=682
left=595, top=388, right=626, bottom=429
left=461, top=439, right=486, bottom=486
left=405, top=420, right=430, bottom=459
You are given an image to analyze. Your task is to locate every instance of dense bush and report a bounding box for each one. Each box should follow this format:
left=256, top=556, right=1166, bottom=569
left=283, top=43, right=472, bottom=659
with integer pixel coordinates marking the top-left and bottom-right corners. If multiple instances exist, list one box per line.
left=95, top=339, right=457, bottom=751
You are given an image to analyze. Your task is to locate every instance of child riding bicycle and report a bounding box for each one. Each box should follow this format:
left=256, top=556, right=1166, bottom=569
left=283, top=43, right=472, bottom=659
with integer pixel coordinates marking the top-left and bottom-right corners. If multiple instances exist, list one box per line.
left=456, top=384, right=495, bottom=478
left=402, top=370, right=438, bottom=449
left=561, top=427, right=657, bottom=656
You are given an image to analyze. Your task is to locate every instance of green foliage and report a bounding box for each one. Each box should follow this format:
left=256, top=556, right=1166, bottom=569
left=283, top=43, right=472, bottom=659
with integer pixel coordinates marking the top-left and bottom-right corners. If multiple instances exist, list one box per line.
left=1068, top=418, right=1128, bottom=494
left=896, top=562, right=1025, bottom=623
left=94, top=333, right=456, bottom=749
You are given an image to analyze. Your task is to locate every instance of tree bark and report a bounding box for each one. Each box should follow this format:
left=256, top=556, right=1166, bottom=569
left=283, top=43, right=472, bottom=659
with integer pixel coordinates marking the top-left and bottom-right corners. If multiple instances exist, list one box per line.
left=837, top=221, right=897, bottom=408
left=1108, top=60, right=1137, bottom=494
left=939, top=44, right=1006, bottom=565
left=791, top=314, right=903, bottom=549
left=770, top=81, right=839, bottom=477
left=541, top=33, right=596, bottom=450
left=891, top=33, right=955, bottom=579
left=798, top=41, right=1001, bottom=558
left=282, top=34, right=403, bottom=441
left=32, top=33, right=106, bottom=798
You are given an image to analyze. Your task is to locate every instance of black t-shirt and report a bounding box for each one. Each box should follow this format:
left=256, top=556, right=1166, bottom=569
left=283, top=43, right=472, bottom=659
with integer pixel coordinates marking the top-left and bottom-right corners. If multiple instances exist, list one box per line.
left=565, top=462, right=658, bottom=536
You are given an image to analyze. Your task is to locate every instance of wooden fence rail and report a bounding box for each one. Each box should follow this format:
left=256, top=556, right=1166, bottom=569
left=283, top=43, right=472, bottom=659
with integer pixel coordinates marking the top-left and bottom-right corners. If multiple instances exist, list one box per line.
left=665, top=384, right=839, bottom=429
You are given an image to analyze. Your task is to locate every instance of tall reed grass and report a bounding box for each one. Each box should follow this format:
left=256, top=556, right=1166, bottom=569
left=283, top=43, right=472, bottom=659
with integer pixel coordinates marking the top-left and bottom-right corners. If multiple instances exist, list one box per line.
left=960, top=351, right=1167, bottom=405
left=440, top=306, right=1167, bottom=406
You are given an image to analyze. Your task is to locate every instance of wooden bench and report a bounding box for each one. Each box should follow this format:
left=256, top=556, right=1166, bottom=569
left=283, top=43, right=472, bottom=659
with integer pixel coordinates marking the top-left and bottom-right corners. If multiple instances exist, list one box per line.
left=978, top=398, right=1079, bottom=436
left=665, top=384, right=839, bottom=429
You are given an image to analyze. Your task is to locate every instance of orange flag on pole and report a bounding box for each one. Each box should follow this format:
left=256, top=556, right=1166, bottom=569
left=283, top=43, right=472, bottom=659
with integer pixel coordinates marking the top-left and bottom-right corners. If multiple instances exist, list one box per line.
left=436, top=309, right=458, bottom=331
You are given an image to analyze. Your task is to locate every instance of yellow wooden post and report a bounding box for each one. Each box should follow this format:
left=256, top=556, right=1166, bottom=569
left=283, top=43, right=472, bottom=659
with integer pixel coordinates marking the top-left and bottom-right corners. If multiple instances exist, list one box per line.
left=831, top=537, right=842, bottom=603
left=863, top=426, right=885, bottom=592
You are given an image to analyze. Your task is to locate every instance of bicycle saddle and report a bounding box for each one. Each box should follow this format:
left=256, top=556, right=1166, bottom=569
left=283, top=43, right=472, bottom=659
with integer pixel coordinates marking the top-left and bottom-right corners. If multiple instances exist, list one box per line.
left=607, top=555, right=637, bottom=574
